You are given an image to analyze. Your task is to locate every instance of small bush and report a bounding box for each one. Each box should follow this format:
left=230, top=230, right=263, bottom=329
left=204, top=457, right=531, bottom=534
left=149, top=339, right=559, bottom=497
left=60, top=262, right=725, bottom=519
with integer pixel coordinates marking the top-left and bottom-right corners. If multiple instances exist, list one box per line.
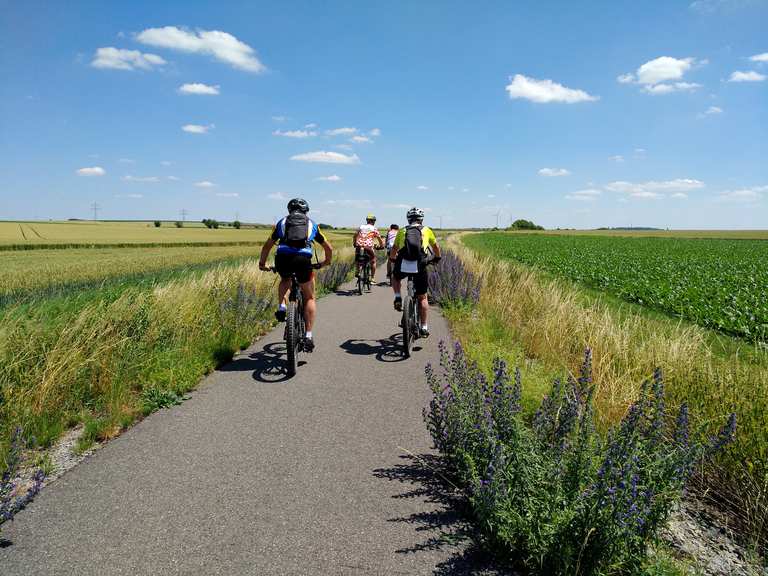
left=233, top=220, right=242, bottom=229
left=175, top=221, right=183, bottom=228
left=153, top=220, right=161, bottom=228
left=316, top=260, right=354, bottom=293
left=427, top=250, right=481, bottom=307
left=1, top=429, right=44, bottom=535
left=425, top=343, right=736, bottom=575
left=141, top=388, right=185, bottom=415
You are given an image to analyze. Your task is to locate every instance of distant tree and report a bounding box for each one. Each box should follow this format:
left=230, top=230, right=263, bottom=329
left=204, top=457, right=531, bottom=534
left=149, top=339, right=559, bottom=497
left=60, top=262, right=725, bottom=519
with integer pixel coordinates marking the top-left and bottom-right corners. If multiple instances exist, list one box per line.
left=202, top=218, right=220, bottom=229
left=510, top=219, right=544, bottom=231
left=233, top=220, right=242, bottom=229
left=175, top=221, right=183, bottom=228
left=318, top=223, right=334, bottom=230
left=153, top=220, right=161, bottom=228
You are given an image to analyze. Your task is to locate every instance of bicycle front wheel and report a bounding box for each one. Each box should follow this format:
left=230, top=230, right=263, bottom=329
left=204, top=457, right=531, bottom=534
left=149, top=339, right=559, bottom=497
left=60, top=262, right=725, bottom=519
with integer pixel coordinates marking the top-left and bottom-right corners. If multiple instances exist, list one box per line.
left=402, top=295, right=412, bottom=358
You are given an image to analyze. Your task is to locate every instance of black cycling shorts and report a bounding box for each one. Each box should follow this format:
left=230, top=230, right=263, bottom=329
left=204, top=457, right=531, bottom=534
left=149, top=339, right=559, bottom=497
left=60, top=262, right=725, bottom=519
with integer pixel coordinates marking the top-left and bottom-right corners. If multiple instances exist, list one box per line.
left=275, top=252, right=314, bottom=284
left=393, top=255, right=429, bottom=296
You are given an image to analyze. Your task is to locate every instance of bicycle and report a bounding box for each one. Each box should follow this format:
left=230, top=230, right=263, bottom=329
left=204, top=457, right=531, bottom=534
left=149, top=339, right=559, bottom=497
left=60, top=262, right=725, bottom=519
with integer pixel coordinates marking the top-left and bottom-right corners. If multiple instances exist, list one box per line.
left=267, top=263, right=322, bottom=376
left=400, top=259, right=438, bottom=358
left=355, top=248, right=372, bottom=295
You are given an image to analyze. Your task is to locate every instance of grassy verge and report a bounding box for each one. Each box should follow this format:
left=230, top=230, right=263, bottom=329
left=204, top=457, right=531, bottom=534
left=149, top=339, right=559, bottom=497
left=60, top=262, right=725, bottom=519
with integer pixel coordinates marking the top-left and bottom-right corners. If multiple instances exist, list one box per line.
left=0, top=254, right=353, bottom=465
left=447, top=235, right=768, bottom=553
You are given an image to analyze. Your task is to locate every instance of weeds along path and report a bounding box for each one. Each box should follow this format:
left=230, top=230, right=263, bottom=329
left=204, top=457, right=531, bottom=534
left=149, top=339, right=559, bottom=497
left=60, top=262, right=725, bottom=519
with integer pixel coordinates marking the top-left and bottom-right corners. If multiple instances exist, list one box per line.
left=0, top=270, right=480, bottom=575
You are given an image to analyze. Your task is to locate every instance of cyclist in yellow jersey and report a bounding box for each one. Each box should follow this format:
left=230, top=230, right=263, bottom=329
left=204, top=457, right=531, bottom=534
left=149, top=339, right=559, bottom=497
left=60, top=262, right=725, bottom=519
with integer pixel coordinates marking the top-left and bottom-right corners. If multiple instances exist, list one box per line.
left=389, top=207, right=441, bottom=337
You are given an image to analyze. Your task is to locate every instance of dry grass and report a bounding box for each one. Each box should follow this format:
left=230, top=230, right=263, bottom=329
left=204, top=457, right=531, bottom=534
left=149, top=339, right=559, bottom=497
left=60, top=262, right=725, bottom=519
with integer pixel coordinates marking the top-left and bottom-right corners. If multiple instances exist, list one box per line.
left=449, top=234, right=768, bottom=545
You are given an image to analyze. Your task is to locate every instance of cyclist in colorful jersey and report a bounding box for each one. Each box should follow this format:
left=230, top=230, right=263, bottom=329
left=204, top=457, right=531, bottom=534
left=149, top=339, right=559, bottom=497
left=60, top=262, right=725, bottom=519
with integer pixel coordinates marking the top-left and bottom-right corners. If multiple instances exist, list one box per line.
left=389, top=207, right=441, bottom=338
left=385, top=224, right=400, bottom=281
left=352, top=213, right=384, bottom=281
left=259, top=198, right=332, bottom=352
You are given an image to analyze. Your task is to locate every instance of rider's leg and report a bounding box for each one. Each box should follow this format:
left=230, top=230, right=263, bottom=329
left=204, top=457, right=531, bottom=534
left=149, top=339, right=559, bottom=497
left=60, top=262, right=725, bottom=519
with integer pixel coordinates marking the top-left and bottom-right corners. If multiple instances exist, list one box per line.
left=277, top=277, right=291, bottom=306
left=300, top=279, right=316, bottom=332
left=417, top=294, right=429, bottom=325
left=366, top=248, right=376, bottom=277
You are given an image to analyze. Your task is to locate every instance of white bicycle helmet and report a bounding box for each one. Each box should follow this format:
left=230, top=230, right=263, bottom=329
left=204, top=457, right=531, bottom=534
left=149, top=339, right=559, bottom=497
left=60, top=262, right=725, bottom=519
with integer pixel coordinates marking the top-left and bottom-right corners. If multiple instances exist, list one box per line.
left=406, top=207, right=425, bottom=223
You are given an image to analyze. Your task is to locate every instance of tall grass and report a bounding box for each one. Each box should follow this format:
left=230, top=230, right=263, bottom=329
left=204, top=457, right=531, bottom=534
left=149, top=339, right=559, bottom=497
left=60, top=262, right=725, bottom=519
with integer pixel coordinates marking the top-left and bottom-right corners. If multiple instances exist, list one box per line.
left=0, top=256, right=353, bottom=469
left=449, top=235, right=768, bottom=550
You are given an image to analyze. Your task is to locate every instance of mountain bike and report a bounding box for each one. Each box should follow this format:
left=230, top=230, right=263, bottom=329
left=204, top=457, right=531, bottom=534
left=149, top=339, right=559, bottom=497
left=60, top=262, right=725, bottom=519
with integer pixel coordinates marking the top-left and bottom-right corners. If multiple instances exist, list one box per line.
left=267, top=263, right=322, bottom=376
left=401, top=275, right=420, bottom=358
left=356, top=249, right=372, bottom=295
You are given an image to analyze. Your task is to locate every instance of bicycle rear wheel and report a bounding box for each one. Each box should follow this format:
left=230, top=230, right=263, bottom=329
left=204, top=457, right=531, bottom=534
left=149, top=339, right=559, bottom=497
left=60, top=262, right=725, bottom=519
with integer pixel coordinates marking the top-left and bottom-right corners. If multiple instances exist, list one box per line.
left=285, top=301, right=299, bottom=376
left=365, top=262, right=372, bottom=291
left=402, top=294, right=412, bottom=358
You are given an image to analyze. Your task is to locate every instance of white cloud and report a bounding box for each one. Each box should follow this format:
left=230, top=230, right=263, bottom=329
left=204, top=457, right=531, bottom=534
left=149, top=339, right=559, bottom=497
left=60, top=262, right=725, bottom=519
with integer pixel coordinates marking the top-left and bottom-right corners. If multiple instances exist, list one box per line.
left=750, top=53, right=768, bottom=63
left=619, top=57, right=703, bottom=94
left=634, top=148, right=647, bottom=154
left=609, top=155, right=625, bottom=163
left=350, top=135, right=372, bottom=143
left=606, top=179, right=705, bottom=198
left=643, top=82, right=701, bottom=94
left=384, top=203, right=412, bottom=209
left=487, top=194, right=496, bottom=199
left=325, top=127, right=358, bottom=136
left=136, top=26, right=265, bottom=72
left=334, top=144, right=353, bottom=150
left=272, top=116, right=287, bottom=122
left=304, top=122, right=318, bottom=129
left=728, top=70, right=766, bottom=82
left=671, top=192, right=688, bottom=199
left=115, top=193, right=143, bottom=199
left=325, top=199, right=372, bottom=209
left=538, top=167, right=571, bottom=177
left=182, top=124, right=213, bottom=134
left=91, top=47, right=166, bottom=71
left=267, top=192, right=287, bottom=200
left=76, top=166, right=106, bottom=176
left=122, top=175, right=160, bottom=183
left=179, top=83, right=220, bottom=95
left=704, top=106, right=723, bottom=115
left=416, top=185, right=429, bottom=190
left=315, top=175, right=342, bottom=182
left=119, top=158, right=135, bottom=164
left=160, top=160, right=173, bottom=166
left=505, top=74, right=598, bottom=103
left=194, top=180, right=216, bottom=188
left=716, top=186, right=766, bottom=203
left=167, top=175, right=180, bottom=181
left=565, top=189, right=602, bottom=202
left=369, top=128, right=381, bottom=137
left=216, top=192, right=239, bottom=197
left=290, top=151, right=360, bottom=165
left=273, top=129, right=317, bottom=138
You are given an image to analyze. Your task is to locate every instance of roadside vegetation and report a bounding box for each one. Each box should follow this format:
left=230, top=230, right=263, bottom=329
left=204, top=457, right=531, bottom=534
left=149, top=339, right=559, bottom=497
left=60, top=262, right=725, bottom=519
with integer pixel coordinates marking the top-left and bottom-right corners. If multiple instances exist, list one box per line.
left=437, top=235, right=767, bottom=559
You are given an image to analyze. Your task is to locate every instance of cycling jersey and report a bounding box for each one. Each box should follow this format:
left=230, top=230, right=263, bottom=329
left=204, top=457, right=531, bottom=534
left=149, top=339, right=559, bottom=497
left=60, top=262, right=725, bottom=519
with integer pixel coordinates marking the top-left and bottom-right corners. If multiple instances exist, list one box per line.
left=355, top=223, right=382, bottom=248
left=272, top=217, right=325, bottom=256
left=393, top=225, right=437, bottom=254
left=385, top=229, right=398, bottom=249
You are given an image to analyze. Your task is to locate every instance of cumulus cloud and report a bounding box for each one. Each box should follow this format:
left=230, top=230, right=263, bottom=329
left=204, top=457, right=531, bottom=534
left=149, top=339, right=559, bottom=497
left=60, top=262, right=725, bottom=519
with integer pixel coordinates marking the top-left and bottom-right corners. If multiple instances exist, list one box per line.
left=728, top=70, right=766, bottom=82
left=538, top=167, right=571, bottom=177
left=194, top=180, right=216, bottom=188
left=136, top=26, right=265, bottom=72
left=609, top=155, right=625, bottom=163
left=304, top=122, right=318, bottom=129
left=315, top=175, right=342, bottom=182
left=122, top=175, right=160, bottom=182
left=704, top=106, right=723, bottom=115
left=216, top=192, right=239, bottom=197
left=565, top=189, right=601, bottom=201
left=619, top=57, right=703, bottom=94
left=671, top=192, right=688, bottom=199
left=716, top=186, right=766, bottom=203
left=351, top=135, right=372, bottom=143
left=179, top=83, right=220, bottom=95
left=750, top=53, right=768, bottom=63
left=182, top=124, right=213, bottom=134
left=606, top=179, right=704, bottom=198
left=91, top=47, right=166, bottom=71
left=76, top=166, right=106, bottom=176
left=505, top=74, right=598, bottom=103
left=166, top=175, right=180, bottom=181
left=416, top=185, right=429, bottom=190
left=273, top=129, right=317, bottom=138
left=290, top=151, right=360, bottom=165
left=369, top=128, right=381, bottom=137
left=325, top=127, right=358, bottom=136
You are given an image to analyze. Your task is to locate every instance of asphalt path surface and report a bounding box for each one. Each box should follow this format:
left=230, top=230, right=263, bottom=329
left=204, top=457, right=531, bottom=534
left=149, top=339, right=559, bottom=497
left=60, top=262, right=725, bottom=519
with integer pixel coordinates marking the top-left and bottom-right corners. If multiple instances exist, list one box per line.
left=1, top=271, right=493, bottom=575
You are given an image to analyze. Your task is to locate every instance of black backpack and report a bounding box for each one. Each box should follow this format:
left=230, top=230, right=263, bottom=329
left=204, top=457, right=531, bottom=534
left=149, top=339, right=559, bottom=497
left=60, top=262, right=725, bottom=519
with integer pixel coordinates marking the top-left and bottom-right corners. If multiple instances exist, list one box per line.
left=402, top=224, right=425, bottom=262
left=283, top=212, right=310, bottom=249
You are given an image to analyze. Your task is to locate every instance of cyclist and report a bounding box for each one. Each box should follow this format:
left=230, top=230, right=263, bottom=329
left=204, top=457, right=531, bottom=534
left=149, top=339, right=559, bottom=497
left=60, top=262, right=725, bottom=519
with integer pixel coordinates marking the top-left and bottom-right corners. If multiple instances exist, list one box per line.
left=352, top=213, right=384, bottom=281
left=389, top=207, right=441, bottom=338
left=385, top=224, right=400, bottom=281
left=259, top=198, right=332, bottom=352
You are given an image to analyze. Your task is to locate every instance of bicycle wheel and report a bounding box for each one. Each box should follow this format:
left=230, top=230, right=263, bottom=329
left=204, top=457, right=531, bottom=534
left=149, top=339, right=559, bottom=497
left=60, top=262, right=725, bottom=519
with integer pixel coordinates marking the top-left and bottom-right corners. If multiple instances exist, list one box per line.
left=357, top=273, right=364, bottom=295
left=401, top=293, right=412, bottom=358
left=365, top=262, right=372, bottom=291
left=285, top=301, right=299, bottom=376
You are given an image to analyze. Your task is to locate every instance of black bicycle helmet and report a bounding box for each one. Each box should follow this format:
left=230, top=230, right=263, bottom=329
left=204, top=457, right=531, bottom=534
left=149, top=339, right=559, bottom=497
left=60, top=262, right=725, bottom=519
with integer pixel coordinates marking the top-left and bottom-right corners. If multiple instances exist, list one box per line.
left=287, top=198, right=309, bottom=213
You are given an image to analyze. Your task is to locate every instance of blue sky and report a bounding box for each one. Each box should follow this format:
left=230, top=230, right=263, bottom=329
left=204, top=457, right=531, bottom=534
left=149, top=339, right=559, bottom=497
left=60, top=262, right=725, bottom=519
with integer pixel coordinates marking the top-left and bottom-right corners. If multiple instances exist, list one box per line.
left=1, top=0, right=767, bottom=229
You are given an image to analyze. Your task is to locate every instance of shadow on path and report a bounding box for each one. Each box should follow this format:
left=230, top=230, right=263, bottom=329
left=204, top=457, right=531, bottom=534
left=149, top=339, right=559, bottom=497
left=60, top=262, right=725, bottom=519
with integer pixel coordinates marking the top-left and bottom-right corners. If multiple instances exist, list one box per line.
left=340, top=333, right=407, bottom=363
left=219, top=341, right=299, bottom=383
left=373, top=454, right=505, bottom=576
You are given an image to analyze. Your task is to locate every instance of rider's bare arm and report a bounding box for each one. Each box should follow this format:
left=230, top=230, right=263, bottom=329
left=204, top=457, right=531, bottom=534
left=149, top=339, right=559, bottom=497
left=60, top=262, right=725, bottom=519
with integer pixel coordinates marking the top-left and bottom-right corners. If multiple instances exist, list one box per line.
left=352, top=231, right=359, bottom=247
left=320, top=239, right=333, bottom=267
left=259, top=237, right=277, bottom=269
left=432, top=242, right=441, bottom=258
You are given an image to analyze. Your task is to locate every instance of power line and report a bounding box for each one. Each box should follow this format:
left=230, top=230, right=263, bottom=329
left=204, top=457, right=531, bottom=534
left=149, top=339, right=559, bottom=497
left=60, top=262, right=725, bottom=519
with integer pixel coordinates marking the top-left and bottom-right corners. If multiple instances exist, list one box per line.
left=180, top=208, right=188, bottom=222
left=91, top=202, right=100, bottom=221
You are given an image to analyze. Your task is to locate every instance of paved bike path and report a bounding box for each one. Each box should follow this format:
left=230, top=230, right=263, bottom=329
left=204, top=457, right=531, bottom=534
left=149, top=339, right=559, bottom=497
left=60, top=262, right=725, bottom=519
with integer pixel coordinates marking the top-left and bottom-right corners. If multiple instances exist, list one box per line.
left=1, top=271, right=481, bottom=575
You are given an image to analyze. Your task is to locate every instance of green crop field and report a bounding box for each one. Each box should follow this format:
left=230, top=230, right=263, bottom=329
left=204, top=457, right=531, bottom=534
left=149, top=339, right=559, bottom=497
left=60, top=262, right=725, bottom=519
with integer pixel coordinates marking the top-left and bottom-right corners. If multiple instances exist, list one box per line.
left=465, top=232, right=768, bottom=341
